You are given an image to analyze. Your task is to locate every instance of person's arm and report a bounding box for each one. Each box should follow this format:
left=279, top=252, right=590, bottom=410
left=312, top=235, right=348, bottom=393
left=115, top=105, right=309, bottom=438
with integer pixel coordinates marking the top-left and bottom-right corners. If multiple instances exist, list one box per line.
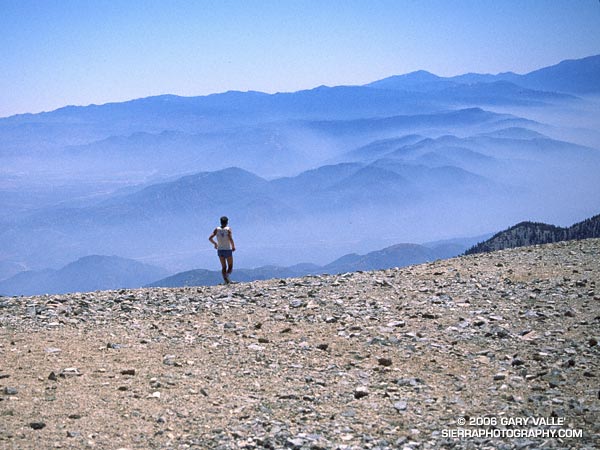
left=209, top=229, right=218, bottom=249
left=228, top=229, right=236, bottom=251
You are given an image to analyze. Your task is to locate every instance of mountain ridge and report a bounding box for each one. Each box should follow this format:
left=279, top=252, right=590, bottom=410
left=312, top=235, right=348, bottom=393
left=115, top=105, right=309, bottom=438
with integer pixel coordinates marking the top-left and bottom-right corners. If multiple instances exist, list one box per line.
left=465, top=213, right=600, bottom=254
left=0, top=255, right=169, bottom=296
left=2, top=54, right=599, bottom=283
left=147, top=241, right=473, bottom=289
left=2, top=54, right=597, bottom=123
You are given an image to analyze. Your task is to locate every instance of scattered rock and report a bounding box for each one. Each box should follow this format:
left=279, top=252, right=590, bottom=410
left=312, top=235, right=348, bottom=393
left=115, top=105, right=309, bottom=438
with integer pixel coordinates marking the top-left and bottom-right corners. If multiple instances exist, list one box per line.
left=3, top=387, right=18, bottom=395
left=394, top=401, right=408, bottom=411
left=0, top=239, right=598, bottom=449
left=59, top=368, right=82, bottom=377
left=378, top=357, right=393, bottom=367
left=354, top=386, right=369, bottom=399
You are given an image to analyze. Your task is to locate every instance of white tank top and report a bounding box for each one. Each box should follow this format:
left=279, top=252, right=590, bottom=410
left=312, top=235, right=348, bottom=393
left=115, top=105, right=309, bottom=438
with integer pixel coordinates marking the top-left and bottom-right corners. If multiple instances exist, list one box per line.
left=216, top=227, right=232, bottom=250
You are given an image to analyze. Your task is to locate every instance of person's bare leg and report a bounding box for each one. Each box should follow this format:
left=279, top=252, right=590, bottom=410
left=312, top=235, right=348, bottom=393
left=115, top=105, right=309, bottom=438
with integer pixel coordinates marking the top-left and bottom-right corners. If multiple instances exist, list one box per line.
left=226, top=256, right=233, bottom=281
left=219, top=256, right=228, bottom=283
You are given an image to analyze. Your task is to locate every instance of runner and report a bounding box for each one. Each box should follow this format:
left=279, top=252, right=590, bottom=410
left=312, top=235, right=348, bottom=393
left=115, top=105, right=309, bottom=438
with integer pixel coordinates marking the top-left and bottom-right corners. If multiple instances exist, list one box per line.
left=208, top=216, right=236, bottom=284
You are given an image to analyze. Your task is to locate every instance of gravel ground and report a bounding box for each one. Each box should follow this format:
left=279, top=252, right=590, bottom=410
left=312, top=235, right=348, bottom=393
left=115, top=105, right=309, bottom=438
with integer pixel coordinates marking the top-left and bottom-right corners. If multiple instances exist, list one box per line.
left=1, top=239, right=599, bottom=449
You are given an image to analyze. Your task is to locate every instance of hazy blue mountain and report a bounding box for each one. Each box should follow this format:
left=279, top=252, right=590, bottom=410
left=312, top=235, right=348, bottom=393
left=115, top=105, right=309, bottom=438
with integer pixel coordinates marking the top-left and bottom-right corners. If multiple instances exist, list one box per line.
left=449, top=72, right=519, bottom=85
left=368, top=159, right=506, bottom=197
left=271, top=163, right=363, bottom=196
left=430, top=81, right=575, bottom=106
left=146, top=263, right=322, bottom=288
left=366, top=70, right=458, bottom=92
left=369, top=54, right=600, bottom=95
left=477, top=127, right=547, bottom=140
left=0, top=85, right=440, bottom=155
left=321, top=243, right=463, bottom=273
left=2, top=119, right=599, bottom=275
left=465, top=214, right=600, bottom=255
left=1, top=55, right=599, bottom=278
left=361, top=130, right=600, bottom=173
left=0, top=261, right=29, bottom=282
left=337, top=134, right=425, bottom=163
left=0, top=255, right=169, bottom=296
left=305, top=108, right=516, bottom=139
left=515, top=54, right=600, bottom=94
left=147, top=241, right=469, bottom=288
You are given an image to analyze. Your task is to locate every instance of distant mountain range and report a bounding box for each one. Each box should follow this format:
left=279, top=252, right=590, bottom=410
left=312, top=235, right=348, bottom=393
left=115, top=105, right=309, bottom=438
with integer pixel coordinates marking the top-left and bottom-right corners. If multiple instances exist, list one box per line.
left=465, top=214, right=600, bottom=254
left=1, top=54, right=599, bottom=280
left=0, top=256, right=169, bottom=297
left=146, top=241, right=470, bottom=288
left=0, top=237, right=481, bottom=295
left=367, top=54, right=600, bottom=95
left=4, top=211, right=599, bottom=295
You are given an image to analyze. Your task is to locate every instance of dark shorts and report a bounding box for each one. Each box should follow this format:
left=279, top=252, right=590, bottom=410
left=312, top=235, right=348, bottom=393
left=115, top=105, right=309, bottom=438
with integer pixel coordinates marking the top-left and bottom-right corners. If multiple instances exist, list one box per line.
left=217, top=249, right=233, bottom=258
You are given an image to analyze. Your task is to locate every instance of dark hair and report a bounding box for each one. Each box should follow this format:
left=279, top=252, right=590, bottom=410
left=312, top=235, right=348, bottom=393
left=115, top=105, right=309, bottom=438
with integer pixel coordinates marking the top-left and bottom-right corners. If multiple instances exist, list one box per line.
left=220, top=216, right=228, bottom=226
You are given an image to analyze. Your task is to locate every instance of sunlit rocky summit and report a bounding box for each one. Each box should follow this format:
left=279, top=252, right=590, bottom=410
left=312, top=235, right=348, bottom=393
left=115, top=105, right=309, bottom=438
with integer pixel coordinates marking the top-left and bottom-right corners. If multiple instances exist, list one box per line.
left=1, top=239, right=598, bottom=449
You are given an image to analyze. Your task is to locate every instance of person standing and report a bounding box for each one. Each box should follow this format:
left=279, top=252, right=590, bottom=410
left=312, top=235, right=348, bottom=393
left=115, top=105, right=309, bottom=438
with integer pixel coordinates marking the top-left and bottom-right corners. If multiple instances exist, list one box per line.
left=209, top=216, right=236, bottom=284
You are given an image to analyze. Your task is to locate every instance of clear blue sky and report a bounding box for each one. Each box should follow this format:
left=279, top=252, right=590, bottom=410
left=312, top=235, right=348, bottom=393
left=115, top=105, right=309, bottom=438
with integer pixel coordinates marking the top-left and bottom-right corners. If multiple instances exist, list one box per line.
left=1, top=0, right=599, bottom=118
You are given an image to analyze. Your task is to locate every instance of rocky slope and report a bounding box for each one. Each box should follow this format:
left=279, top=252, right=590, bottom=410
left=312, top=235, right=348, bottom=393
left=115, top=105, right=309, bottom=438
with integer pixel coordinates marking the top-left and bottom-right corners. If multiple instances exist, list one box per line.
left=1, top=239, right=599, bottom=449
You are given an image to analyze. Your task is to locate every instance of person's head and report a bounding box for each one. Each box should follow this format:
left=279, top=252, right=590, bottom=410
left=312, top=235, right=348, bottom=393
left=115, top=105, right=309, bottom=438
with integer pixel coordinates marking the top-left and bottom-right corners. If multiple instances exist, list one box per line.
left=220, top=216, right=228, bottom=227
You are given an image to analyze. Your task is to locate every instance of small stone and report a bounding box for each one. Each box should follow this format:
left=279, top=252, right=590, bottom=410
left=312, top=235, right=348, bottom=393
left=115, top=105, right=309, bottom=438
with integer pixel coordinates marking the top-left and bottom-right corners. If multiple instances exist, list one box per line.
left=30, top=422, right=46, bottom=430
left=3, top=387, right=18, bottom=395
left=317, top=343, right=329, bottom=351
left=118, top=386, right=128, bottom=391
left=60, top=368, right=82, bottom=377
left=494, top=373, right=506, bottom=381
left=589, top=337, right=598, bottom=347
left=162, top=355, right=176, bottom=366
left=341, top=408, right=356, bottom=417
left=67, top=431, right=81, bottom=438
left=106, top=343, right=122, bottom=349
left=286, top=437, right=305, bottom=448
left=120, top=369, right=136, bottom=376
left=378, top=357, right=393, bottom=367
left=48, top=372, right=58, bottom=381
left=354, top=386, right=369, bottom=399
left=394, top=401, right=408, bottom=411
left=248, top=344, right=265, bottom=351
left=148, top=391, right=161, bottom=399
